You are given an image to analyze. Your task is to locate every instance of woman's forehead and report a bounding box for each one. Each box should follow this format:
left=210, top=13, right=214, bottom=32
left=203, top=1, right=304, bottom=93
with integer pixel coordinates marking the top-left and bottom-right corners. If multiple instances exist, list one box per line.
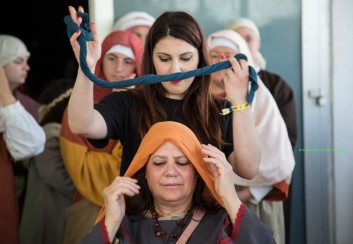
left=210, top=46, right=238, bottom=55
left=153, top=36, right=197, bottom=54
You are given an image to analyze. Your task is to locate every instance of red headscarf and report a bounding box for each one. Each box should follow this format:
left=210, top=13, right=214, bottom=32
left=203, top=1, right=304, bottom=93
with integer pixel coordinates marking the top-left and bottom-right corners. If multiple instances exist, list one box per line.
left=93, top=30, right=144, bottom=102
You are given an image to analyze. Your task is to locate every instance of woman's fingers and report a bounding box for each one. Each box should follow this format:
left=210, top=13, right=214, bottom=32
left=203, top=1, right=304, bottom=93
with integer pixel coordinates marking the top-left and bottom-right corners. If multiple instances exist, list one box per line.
left=128, top=73, right=137, bottom=79
left=229, top=56, right=241, bottom=71
left=201, top=144, right=233, bottom=176
left=77, top=5, right=85, bottom=13
left=68, top=6, right=82, bottom=26
left=69, top=29, right=80, bottom=42
left=224, top=57, right=239, bottom=78
left=238, top=58, right=249, bottom=74
left=224, top=56, right=249, bottom=79
left=221, top=56, right=250, bottom=103
left=104, top=177, right=141, bottom=199
left=202, top=144, right=232, bottom=166
left=201, top=144, right=227, bottom=162
left=68, top=6, right=76, bottom=16
left=90, top=23, right=99, bottom=42
left=66, top=7, right=102, bottom=68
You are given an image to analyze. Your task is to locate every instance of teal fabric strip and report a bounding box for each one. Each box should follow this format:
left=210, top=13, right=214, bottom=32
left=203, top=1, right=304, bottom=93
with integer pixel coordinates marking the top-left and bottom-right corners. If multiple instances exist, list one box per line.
left=64, top=13, right=258, bottom=103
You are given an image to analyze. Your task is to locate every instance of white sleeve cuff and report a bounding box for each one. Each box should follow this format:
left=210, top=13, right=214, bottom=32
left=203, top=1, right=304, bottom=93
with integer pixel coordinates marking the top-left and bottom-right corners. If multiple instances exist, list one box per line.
left=2, top=101, right=45, bottom=160
left=249, top=186, right=272, bottom=204
left=1, top=100, right=23, bottom=115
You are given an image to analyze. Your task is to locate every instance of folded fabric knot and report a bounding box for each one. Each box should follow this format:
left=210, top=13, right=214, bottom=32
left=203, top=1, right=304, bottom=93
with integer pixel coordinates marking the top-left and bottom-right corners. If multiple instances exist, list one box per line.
left=64, top=12, right=93, bottom=41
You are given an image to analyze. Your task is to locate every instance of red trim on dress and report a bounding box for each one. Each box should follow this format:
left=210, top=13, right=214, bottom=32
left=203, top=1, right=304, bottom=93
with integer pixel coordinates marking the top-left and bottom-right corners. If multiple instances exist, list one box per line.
left=218, top=215, right=230, bottom=243
left=100, top=218, right=111, bottom=244
left=232, top=203, right=246, bottom=240
left=120, top=225, right=132, bottom=243
left=219, top=203, right=246, bottom=244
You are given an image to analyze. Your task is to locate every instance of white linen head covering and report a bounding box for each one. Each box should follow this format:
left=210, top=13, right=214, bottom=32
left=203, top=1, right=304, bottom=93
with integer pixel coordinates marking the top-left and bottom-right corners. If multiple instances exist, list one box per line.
left=226, top=18, right=260, bottom=41
left=0, top=34, right=30, bottom=67
left=112, top=11, right=155, bottom=31
left=208, top=37, right=238, bottom=53
left=208, top=30, right=294, bottom=187
left=225, top=18, right=266, bottom=70
left=106, top=44, right=135, bottom=60
left=207, top=29, right=255, bottom=66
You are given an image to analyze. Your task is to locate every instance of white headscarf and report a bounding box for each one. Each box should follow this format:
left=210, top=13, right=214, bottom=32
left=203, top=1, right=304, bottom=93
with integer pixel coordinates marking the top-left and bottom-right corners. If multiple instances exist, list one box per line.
left=112, top=11, right=155, bottom=31
left=0, top=34, right=30, bottom=67
left=225, top=18, right=266, bottom=70
left=106, top=44, right=135, bottom=60
left=207, top=29, right=255, bottom=66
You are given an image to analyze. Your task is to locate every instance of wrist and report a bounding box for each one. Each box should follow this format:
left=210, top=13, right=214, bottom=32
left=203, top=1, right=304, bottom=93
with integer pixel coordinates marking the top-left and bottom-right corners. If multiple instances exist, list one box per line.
left=0, top=93, right=16, bottom=107
left=228, top=96, right=248, bottom=104
left=222, top=195, right=242, bottom=222
left=220, top=102, right=250, bottom=115
left=105, top=217, right=120, bottom=242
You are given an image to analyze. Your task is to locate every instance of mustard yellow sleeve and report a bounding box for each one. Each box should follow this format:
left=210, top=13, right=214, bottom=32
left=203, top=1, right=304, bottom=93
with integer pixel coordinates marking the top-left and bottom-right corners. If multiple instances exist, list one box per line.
left=60, top=109, right=122, bottom=206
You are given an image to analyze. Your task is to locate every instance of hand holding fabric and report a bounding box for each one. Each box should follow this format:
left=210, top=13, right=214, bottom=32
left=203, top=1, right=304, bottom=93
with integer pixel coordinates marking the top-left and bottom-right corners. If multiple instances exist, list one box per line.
left=68, top=6, right=101, bottom=71
left=222, top=57, right=250, bottom=105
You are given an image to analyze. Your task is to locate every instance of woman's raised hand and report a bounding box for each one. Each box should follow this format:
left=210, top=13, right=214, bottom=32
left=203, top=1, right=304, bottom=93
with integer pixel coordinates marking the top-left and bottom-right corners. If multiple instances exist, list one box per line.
left=68, top=6, right=101, bottom=71
left=103, top=177, right=140, bottom=225
left=201, top=144, right=236, bottom=200
left=0, top=67, right=16, bottom=106
left=103, top=176, right=140, bottom=241
left=202, top=144, right=242, bottom=223
left=222, top=57, right=250, bottom=105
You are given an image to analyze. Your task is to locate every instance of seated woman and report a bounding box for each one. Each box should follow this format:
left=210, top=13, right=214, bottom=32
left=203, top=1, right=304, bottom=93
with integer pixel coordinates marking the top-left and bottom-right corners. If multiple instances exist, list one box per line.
left=80, top=121, right=275, bottom=244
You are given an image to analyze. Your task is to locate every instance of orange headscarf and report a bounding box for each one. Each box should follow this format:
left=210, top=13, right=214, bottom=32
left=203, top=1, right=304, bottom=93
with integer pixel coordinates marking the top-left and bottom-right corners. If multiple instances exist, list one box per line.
left=93, top=30, right=144, bottom=102
left=95, top=121, right=222, bottom=223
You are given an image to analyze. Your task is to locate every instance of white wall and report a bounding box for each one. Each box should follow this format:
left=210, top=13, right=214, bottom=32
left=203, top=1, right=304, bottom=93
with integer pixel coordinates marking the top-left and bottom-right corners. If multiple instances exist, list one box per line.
left=88, top=0, right=114, bottom=42
left=332, top=0, right=353, bottom=243
left=302, top=0, right=333, bottom=243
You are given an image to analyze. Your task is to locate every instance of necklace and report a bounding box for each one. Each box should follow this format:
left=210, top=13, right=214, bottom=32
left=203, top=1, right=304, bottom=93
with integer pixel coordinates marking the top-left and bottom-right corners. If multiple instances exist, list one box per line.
left=150, top=207, right=193, bottom=242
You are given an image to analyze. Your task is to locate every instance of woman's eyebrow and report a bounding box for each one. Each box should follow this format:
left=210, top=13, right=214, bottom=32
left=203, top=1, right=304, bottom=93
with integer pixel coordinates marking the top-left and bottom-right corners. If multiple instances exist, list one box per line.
left=156, top=51, right=194, bottom=56
left=150, top=155, right=186, bottom=159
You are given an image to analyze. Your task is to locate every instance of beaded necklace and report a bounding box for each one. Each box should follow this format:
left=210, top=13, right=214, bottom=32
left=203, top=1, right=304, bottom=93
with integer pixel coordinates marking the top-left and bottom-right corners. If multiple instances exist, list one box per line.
left=150, top=207, right=193, bottom=243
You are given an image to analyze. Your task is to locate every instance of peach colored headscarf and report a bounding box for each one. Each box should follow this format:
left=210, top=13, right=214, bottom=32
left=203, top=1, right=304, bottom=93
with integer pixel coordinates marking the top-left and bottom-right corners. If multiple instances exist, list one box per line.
left=95, top=121, right=222, bottom=223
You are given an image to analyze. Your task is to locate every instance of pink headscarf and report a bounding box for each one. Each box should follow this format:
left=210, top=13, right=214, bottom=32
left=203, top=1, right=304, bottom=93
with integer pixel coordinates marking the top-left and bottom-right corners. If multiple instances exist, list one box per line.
left=93, top=30, right=144, bottom=102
